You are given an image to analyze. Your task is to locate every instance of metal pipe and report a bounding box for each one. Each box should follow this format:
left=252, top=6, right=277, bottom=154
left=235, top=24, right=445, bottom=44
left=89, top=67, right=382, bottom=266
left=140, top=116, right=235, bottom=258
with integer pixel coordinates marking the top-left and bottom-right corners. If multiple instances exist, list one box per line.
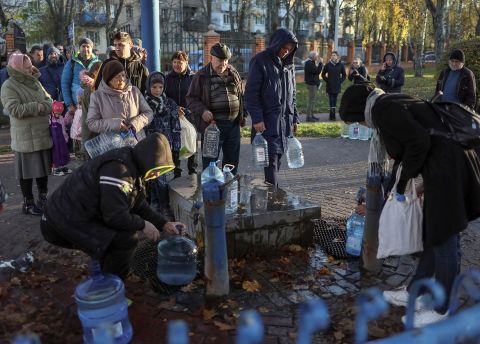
left=140, top=0, right=160, bottom=72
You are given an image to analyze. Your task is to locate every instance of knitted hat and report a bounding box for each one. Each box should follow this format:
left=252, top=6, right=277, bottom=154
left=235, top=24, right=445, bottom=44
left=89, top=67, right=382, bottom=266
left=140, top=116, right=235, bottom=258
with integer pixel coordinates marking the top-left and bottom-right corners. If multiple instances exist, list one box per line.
left=52, top=101, right=64, bottom=114
left=149, top=72, right=164, bottom=85
left=46, top=46, right=61, bottom=57
left=102, top=60, right=125, bottom=84
left=449, top=49, right=465, bottom=62
left=210, top=43, right=231, bottom=60
left=339, top=83, right=376, bottom=123
left=78, top=37, right=94, bottom=48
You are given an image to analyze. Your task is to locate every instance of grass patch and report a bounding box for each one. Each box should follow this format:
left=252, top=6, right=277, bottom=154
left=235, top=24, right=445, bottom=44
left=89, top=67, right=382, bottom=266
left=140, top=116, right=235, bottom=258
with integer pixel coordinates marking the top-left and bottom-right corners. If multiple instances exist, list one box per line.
left=241, top=122, right=341, bottom=138
left=0, top=145, right=12, bottom=154
left=295, top=66, right=437, bottom=114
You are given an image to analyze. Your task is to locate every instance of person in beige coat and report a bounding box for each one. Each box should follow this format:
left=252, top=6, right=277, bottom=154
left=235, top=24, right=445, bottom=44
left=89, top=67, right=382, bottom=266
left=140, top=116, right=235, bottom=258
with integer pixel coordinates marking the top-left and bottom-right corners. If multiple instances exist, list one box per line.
left=87, top=60, right=152, bottom=139
left=0, top=53, right=53, bottom=215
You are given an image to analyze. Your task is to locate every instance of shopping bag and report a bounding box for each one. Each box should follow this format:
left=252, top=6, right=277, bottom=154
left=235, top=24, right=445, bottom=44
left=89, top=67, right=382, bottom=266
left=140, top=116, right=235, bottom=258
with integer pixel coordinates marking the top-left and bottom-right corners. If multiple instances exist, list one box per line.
left=179, top=116, right=197, bottom=160
left=70, top=109, right=82, bottom=140
left=377, top=164, right=423, bottom=259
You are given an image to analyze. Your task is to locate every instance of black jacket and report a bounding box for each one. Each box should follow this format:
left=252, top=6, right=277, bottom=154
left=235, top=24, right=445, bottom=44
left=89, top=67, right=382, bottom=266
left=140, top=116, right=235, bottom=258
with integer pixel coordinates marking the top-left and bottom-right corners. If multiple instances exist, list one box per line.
left=321, top=60, right=346, bottom=94
left=375, top=52, right=405, bottom=93
left=164, top=68, right=194, bottom=108
left=43, top=133, right=173, bottom=258
left=435, top=66, right=476, bottom=109
left=304, top=59, right=323, bottom=86
left=95, top=50, right=149, bottom=93
left=348, top=65, right=370, bottom=84
left=372, top=93, right=480, bottom=247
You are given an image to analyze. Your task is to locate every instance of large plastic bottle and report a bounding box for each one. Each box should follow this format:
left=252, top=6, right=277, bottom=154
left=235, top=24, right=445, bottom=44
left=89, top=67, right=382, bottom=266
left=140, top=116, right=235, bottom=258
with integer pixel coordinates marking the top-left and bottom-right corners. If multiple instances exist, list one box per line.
left=84, top=131, right=136, bottom=158
left=348, top=122, right=360, bottom=140
left=358, top=124, right=370, bottom=141
left=202, top=121, right=220, bottom=158
left=75, top=261, right=133, bottom=344
left=251, top=132, right=269, bottom=168
left=345, top=212, right=365, bottom=256
left=157, top=235, right=198, bottom=286
left=286, top=136, right=304, bottom=168
left=223, top=164, right=238, bottom=215
left=201, top=161, right=225, bottom=185
left=341, top=123, right=350, bottom=138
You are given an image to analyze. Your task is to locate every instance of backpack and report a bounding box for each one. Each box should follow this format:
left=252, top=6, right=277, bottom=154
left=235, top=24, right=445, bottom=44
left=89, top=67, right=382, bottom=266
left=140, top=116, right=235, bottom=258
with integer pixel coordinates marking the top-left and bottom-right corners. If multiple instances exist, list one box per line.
left=425, top=100, right=480, bottom=149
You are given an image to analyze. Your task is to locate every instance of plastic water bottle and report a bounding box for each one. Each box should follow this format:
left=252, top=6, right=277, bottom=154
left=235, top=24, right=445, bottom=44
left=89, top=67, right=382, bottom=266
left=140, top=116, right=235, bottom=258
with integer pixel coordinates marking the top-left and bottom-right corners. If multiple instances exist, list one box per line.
left=201, top=161, right=225, bottom=185
left=223, top=165, right=238, bottom=214
left=239, top=174, right=252, bottom=208
left=348, top=122, right=360, bottom=140
left=75, top=261, right=133, bottom=344
left=346, top=212, right=365, bottom=256
left=358, top=124, right=370, bottom=141
left=0, top=251, right=34, bottom=272
left=12, top=334, right=41, bottom=344
left=341, top=123, right=350, bottom=138
left=252, top=132, right=269, bottom=168
left=202, top=121, right=220, bottom=158
left=286, top=136, right=304, bottom=168
left=84, top=131, right=136, bottom=158
left=157, top=235, right=198, bottom=286
left=167, top=320, right=189, bottom=344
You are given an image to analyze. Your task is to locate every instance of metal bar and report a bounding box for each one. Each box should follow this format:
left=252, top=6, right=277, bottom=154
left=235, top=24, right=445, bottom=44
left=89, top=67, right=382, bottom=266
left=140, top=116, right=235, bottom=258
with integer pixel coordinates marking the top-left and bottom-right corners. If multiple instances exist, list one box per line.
left=355, top=288, right=389, bottom=344
left=296, top=298, right=330, bottom=344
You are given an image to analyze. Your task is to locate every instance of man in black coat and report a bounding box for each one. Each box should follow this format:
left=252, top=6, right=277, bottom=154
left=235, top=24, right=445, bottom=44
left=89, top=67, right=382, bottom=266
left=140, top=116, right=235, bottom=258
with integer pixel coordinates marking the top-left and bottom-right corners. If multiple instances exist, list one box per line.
left=435, top=49, right=476, bottom=109
left=40, top=133, right=186, bottom=280
left=321, top=51, right=346, bottom=121
left=304, top=51, right=323, bottom=122
left=375, top=52, right=405, bottom=93
left=165, top=51, right=197, bottom=175
left=340, top=84, right=480, bottom=328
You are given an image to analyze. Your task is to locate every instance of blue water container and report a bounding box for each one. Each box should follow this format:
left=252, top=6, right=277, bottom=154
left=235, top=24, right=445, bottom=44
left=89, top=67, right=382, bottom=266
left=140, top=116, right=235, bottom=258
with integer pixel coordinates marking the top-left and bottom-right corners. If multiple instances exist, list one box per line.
left=157, top=236, right=198, bottom=286
left=345, top=213, right=365, bottom=256
left=75, top=261, right=133, bottom=344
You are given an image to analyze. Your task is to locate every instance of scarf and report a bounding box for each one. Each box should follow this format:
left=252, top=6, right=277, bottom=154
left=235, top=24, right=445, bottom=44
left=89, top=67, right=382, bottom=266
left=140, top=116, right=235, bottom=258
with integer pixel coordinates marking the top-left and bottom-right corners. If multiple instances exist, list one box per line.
left=364, top=88, right=389, bottom=184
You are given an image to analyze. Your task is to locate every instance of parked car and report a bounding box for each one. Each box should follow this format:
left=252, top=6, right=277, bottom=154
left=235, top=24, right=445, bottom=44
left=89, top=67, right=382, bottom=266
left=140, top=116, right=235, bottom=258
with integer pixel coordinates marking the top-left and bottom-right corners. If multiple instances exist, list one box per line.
left=188, top=50, right=203, bottom=72
left=423, top=53, right=436, bottom=63
left=293, top=57, right=306, bottom=73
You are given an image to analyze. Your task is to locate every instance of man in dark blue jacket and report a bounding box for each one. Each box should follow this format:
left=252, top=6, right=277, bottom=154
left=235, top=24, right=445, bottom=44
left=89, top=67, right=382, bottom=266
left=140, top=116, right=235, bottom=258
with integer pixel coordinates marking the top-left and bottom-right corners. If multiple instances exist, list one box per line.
left=321, top=51, right=346, bottom=121
left=245, top=28, right=299, bottom=186
left=375, top=52, right=405, bottom=93
left=39, top=47, right=65, bottom=101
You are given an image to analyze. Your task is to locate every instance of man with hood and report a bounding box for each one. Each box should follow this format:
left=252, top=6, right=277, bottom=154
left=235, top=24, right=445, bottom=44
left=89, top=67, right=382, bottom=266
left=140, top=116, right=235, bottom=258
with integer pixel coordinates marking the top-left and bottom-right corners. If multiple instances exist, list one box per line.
left=40, top=133, right=186, bottom=280
left=375, top=52, right=404, bottom=93
left=321, top=51, right=346, bottom=121
left=186, top=43, right=245, bottom=175
left=339, top=84, right=480, bottom=328
left=39, top=46, right=65, bottom=101
left=95, top=31, right=149, bottom=93
left=61, top=38, right=100, bottom=118
left=244, top=27, right=299, bottom=186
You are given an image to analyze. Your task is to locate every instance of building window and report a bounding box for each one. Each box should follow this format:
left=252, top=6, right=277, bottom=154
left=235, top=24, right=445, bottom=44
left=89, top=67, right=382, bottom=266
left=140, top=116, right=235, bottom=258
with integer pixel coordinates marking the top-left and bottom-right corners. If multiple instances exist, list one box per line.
left=126, top=5, right=133, bottom=20
left=86, top=31, right=100, bottom=45
left=161, top=8, right=168, bottom=21
left=224, top=14, right=230, bottom=24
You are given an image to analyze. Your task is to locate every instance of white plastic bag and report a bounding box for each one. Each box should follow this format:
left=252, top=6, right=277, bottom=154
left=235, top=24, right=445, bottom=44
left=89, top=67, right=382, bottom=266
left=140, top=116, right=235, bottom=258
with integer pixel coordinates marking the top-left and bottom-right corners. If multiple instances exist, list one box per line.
left=377, top=164, right=423, bottom=259
left=179, top=116, right=197, bottom=160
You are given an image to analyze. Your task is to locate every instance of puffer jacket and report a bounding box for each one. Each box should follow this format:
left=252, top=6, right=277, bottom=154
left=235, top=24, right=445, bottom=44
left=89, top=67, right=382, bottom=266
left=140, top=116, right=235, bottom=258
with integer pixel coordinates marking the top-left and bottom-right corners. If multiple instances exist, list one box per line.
left=1, top=66, right=53, bottom=153
left=87, top=80, right=153, bottom=134
left=39, top=60, right=64, bottom=101
left=43, top=133, right=174, bottom=258
left=61, top=52, right=99, bottom=107
left=95, top=50, right=149, bottom=93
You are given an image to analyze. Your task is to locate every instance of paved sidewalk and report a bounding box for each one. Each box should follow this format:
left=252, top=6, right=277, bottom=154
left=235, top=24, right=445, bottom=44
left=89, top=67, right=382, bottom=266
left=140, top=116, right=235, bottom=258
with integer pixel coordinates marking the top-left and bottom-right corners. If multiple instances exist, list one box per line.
left=0, top=128, right=479, bottom=344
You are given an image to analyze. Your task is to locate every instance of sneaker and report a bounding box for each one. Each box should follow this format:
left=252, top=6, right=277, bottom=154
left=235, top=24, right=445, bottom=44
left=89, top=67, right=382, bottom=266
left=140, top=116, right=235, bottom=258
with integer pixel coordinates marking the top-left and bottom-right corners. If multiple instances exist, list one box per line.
left=401, top=310, right=449, bottom=328
left=383, top=287, right=428, bottom=310
left=52, top=168, right=65, bottom=176
left=61, top=167, right=73, bottom=174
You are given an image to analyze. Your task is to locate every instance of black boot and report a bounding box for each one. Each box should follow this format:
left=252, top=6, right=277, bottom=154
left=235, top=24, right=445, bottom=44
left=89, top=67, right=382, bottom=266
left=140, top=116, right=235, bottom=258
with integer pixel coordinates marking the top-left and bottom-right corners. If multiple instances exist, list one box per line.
left=23, top=198, right=42, bottom=216
left=38, top=193, right=48, bottom=211
left=329, top=108, right=336, bottom=121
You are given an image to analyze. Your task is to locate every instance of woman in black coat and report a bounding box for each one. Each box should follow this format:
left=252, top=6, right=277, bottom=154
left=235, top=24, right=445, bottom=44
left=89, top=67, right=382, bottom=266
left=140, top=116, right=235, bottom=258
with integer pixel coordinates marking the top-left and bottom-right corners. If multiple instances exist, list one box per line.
left=339, top=83, right=480, bottom=328
left=321, top=51, right=346, bottom=120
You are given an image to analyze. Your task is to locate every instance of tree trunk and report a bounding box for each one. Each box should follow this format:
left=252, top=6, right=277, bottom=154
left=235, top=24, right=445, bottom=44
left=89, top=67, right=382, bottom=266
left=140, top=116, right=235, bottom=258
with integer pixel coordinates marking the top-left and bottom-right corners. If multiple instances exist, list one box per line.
left=426, top=0, right=447, bottom=61
left=0, top=3, right=8, bottom=29
left=229, top=0, right=234, bottom=31
left=476, top=17, right=480, bottom=36
left=414, top=11, right=428, bottom=78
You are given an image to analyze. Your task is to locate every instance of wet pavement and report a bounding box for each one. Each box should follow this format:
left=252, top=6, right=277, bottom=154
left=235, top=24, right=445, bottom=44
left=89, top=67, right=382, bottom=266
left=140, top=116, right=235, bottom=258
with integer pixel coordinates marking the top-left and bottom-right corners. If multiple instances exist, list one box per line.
left=0, top=127, right=479, bottom=343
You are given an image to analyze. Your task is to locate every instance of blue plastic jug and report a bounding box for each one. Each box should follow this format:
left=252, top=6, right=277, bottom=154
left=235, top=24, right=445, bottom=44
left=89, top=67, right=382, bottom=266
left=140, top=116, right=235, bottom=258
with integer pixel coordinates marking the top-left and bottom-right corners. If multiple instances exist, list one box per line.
left=75, top=261, right=132, bottom=344
left=346, top=212, right=365, bottom=256
left=201, top=161, right=225, bottom=185
left=157, top=235, right=198, bottom=286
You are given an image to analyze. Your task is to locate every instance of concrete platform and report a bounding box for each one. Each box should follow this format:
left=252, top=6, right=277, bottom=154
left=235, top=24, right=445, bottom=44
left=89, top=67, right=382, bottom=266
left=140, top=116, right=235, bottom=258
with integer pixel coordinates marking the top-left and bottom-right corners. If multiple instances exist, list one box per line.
left=169, top=175, right=321, bottom=257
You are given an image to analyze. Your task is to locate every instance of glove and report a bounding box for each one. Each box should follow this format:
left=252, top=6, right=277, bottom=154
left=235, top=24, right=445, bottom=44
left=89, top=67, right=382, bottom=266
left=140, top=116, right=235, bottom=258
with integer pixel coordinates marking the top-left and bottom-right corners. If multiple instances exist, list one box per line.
left=396, top=193, right=406, bottom=202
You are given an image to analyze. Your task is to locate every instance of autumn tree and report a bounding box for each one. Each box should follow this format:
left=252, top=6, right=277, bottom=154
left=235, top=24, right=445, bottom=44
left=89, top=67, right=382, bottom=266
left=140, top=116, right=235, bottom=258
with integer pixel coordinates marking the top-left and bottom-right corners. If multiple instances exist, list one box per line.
left=44, top=0, right=77, bottom=44
left=425, top=0, right=448, bottom=60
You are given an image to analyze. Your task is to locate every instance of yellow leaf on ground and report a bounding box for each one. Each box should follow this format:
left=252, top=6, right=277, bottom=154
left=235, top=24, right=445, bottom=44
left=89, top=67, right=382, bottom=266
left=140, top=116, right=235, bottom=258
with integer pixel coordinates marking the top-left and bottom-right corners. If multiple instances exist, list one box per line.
left=180, top=283, right=197, bottom=292
left=213, top=320, right=235, bottom=331
left=202, top=308, right=218, bottom=320
left=278, top=257, right=290, bottom=264
left=258, top=306, right=270, bottom=313
left=286, top=244, right=303, bottom=252
left=242, top=279, right=261, bottom=293
left=317, top=267, right=330, bottom=275
left=157, top=297, right=176, bottom=310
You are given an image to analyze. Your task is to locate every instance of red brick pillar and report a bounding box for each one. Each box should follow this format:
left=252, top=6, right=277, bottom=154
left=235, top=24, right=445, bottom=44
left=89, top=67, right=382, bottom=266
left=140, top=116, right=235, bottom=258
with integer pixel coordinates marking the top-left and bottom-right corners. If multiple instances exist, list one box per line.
left=347, top=41, right=355, bottom=63
left=327, top=40, right=333, bottom=58
left=255, top=34, right=265, bottom=54
left=379, top=42, right=387, bottom=61
left=203, top=25, right=221, bottom=68
left=365, top=42, right=372, bottom=66
left=402, top=44, right=408, bottom=62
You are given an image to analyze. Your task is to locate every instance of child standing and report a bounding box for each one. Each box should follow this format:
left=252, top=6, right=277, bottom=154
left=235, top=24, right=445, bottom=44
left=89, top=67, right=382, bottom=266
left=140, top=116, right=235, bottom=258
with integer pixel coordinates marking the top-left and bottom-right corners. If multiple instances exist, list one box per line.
left=144, top=72, right=182, bottom=218
left=70, top=88, right=83, bottom=152
left=50, top=101, right=72, bottom=176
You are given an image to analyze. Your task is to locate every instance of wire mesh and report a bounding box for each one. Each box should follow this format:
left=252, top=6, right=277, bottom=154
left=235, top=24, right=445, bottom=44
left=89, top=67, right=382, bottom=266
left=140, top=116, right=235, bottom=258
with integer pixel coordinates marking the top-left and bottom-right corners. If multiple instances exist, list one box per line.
left=312, top=217, right=358, bottom=259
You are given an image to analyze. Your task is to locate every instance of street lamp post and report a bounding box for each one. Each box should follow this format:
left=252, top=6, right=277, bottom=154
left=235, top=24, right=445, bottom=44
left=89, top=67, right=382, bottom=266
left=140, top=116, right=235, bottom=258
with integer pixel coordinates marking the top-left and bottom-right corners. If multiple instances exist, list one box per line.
left=333, top=0, right=340, bottom=50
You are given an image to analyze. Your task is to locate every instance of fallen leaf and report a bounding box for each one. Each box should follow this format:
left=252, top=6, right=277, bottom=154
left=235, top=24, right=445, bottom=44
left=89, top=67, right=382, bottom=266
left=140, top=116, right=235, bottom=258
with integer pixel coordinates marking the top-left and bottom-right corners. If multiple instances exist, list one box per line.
left=278, top=257, right=290, bottom=264
left=285, top=244, right=303, bottom=252
left=202, top=308, right=218, bottom=321
left=317, top=267, right=330, bottom=275
left=0, top=285, right=9, bottom=298
left=127, top=274, right=141, bottom=283
left=288, top=331, right=297, bottom=339
left=10, top=277, right=21, bottom=286
left=213, top=320, right=235, bottom=331
left=258, top=306, right=270, bottom=314
left=157, top=297, right=176, bottom=310
left=242, top=279, right=261, bottom=293
left=269, top=277, right=280, bottom=283
left=180, top=283, right=197, bottom=293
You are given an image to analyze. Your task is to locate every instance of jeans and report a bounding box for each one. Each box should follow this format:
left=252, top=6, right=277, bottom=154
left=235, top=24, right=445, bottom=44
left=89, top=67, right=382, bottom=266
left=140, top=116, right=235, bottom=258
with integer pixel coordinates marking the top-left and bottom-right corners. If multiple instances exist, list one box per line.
left=264, top=153, right=282, bottom=186
left=306, top=84, right=317, bottom=115
left=328, top=93, right=339, bottom=109
left=202, top=120, right=240, bottom=175
left=408, top=233, right=461, bottom=314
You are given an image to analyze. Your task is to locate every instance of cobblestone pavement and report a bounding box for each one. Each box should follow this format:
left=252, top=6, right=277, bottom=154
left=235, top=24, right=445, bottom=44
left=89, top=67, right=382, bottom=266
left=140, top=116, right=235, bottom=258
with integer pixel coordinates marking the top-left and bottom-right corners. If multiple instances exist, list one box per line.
left=0, top=128, right=479, bottom=344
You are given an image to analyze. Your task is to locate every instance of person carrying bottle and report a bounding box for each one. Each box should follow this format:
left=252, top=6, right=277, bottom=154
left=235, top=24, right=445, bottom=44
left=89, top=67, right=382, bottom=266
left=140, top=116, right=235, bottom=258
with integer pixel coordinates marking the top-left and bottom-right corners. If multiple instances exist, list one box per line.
left=186, top=43, right=245, bottom=175
left=244, top=28, right=299, bottom=186
left=40, top=133, right=187, bottom=280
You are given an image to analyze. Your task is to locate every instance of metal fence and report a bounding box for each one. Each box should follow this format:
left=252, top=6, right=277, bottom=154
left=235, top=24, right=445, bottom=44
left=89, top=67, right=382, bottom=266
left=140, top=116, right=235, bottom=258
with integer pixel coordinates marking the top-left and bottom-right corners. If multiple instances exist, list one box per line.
left=159, top=28, right=204, bottom=73
left=217, top=31, right=256, bottom=77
